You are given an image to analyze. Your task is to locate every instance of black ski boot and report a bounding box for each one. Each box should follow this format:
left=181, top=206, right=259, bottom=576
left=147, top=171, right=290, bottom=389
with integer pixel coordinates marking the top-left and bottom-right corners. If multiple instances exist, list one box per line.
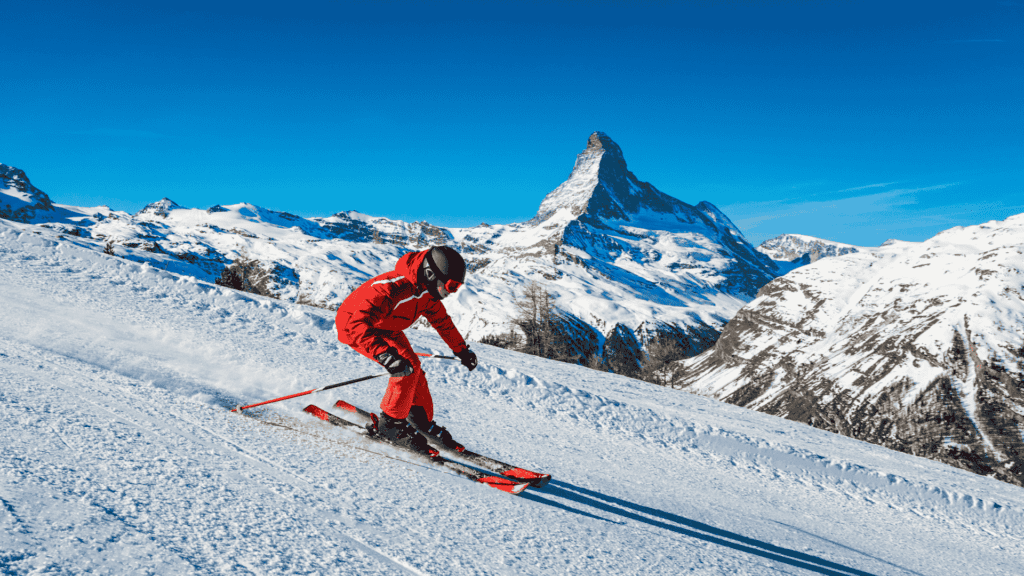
left=371, top=413, right=439, bottom=459
left=408, top=406, right=465, bottom=452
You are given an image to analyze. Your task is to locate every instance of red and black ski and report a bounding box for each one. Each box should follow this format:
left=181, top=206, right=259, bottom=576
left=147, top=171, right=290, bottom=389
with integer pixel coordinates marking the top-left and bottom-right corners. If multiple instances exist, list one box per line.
left=333, top=399, right=551, bottom=488
left=303, top=405, right=529, bottom=495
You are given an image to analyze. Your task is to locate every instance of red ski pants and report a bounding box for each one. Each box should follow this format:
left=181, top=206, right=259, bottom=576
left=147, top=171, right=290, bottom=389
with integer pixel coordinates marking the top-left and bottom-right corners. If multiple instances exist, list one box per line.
left=344, top=330, right=433, bottom=421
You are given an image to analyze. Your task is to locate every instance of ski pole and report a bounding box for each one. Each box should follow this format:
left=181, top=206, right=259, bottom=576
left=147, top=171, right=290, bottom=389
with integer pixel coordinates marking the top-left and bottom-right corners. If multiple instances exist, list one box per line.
left=415, top=352, right=456, bottom=360
left=230, top=373, right=388, bottom=412
left=231, top=352, right=454, bottom=412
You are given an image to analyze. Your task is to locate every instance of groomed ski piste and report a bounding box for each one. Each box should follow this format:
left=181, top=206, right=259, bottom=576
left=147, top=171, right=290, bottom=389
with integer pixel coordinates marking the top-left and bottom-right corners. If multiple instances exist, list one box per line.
left=2, top=218, right=1022, bottom=576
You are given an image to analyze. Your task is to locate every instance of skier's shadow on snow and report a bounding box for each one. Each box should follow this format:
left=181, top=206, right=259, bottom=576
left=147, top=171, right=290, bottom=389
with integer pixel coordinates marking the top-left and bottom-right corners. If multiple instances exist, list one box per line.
left=522, top=481, right=918, bottom=576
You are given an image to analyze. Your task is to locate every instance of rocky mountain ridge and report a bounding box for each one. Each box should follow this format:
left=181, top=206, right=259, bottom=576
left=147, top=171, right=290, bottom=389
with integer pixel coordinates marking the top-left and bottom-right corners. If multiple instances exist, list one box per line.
left=757, top=233, right=866, bottom=263
left=1, top=164, right=54, bottom=221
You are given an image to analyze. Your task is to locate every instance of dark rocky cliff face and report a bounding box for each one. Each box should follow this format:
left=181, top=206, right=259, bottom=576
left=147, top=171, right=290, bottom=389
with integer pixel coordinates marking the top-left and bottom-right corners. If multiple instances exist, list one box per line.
left=579, top=132, right=696, bottom=224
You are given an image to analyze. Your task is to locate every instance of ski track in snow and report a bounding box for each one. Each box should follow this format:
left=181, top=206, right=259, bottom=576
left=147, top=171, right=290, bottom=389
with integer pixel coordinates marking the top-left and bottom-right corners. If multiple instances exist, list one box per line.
left=2, top=221, right=1024, bottom=575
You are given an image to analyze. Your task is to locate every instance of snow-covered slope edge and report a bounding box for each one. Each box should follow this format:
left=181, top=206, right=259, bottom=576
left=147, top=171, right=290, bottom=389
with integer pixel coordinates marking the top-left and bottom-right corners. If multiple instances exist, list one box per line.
left=3, top=218, right=1023, bottom=575
left=672, top=214, right=1024, bottom=487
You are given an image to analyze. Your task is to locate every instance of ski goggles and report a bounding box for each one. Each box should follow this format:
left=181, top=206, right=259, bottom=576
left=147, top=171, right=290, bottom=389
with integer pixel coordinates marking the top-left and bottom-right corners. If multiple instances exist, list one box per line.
left=442, top=278, right=462, bottom=295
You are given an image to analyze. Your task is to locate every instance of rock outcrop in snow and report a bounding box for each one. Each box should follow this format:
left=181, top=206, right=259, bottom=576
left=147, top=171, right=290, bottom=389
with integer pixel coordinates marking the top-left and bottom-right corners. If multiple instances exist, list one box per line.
left=757, top=233, right=865, bottom=263
left=1, top=164, right=113, bottom=231
left=1, top=163, right=54, bottom=222
left=135, top=198, right=184, bottom=219
left=670, top=215, right=1024, bottom=486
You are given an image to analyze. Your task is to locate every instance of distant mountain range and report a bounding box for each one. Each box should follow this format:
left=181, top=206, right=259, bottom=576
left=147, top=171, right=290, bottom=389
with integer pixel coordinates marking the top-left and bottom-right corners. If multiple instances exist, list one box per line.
left=670, top=215, right=1024, bottom=486
left=1, top=132, right=781, bottom=371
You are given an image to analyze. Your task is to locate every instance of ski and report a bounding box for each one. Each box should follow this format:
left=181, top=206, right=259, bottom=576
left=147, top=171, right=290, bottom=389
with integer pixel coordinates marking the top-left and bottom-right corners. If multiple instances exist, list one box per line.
left=333, top=399, right=551, bottom=488
left=302, top=405, right=529, bottom=495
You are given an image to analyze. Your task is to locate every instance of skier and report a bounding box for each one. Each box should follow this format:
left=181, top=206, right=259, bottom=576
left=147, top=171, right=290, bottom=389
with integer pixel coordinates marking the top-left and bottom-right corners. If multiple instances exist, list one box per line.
left=335, top=246, right=478, bottom=457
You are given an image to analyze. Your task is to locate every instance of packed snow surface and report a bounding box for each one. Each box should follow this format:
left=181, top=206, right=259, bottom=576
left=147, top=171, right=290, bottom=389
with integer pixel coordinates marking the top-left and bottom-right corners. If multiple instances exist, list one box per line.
left=2, top=219, right=1023, bottom=575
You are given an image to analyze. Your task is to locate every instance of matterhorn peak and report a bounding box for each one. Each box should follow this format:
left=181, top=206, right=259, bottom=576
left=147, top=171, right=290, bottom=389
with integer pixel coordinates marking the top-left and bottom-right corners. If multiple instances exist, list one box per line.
left=532, top=132, right=626, bottom=223
left=584, top=131, right=626, bottom=162
left=531, top=132, right=735, bottom=239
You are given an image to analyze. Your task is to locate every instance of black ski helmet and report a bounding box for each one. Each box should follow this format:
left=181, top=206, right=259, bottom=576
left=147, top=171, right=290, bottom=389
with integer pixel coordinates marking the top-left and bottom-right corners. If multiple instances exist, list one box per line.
left=420, top=246, right=466, bottom=298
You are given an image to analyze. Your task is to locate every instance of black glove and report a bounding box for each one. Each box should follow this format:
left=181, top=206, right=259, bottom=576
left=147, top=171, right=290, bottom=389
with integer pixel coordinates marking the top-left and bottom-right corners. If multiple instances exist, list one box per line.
left=376, top=347, right=413, bottom=377
left=455, top=348, right=478, bottom=371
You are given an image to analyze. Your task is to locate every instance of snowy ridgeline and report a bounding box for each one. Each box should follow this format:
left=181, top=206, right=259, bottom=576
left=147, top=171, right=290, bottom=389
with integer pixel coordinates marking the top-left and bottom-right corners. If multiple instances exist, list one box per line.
left=674, top=214, right=1024, bottom=487
left=0, top=133, right=781, bottom=373
left=3, top=218, right=1024, bottom=575
left=756, top=234, right=868, bottom=264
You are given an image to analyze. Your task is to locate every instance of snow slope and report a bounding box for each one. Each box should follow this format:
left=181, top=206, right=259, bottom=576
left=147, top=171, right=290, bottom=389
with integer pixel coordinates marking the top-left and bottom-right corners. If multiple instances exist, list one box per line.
left=2, top=219, right=1023, bottom=575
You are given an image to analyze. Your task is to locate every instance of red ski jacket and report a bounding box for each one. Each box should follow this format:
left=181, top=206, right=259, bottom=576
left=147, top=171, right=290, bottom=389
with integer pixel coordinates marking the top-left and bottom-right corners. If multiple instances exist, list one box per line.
left=335, top=249, right=469, bottom=358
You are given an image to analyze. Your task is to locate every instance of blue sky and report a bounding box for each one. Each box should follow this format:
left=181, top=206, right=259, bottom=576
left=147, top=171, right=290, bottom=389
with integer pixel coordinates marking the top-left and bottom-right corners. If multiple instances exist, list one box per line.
left=5, top=0, right=1022, bottom=246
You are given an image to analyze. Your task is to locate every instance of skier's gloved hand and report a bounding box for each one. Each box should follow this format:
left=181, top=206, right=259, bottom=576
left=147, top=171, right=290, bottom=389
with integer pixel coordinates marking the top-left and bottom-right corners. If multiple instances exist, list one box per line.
left=455, top=348, right=478, bottom=371
left=376, top=347, right=414, bottom=377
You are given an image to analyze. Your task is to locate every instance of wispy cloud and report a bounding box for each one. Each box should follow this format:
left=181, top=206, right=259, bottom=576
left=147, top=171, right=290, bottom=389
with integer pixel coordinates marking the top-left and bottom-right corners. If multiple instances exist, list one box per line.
left=721, top=183, right=959, bottom=245
left=838, top=182, right=897, bottom=193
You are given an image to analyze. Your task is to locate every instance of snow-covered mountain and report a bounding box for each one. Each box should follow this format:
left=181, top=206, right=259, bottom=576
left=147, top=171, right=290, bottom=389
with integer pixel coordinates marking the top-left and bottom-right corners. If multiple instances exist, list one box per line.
left=446, top=132, right=780, bottom=366
left=670, top=214, right=1024, bottom=486
left=757, top=233, right=866, bottom=263
left=0, top=164, right=114, bottom=226
left=0, top=133, right=781, bottom=370
left=0, top=164, right=51, bottom=220
left=3, top=216, right=1022, bottom=575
